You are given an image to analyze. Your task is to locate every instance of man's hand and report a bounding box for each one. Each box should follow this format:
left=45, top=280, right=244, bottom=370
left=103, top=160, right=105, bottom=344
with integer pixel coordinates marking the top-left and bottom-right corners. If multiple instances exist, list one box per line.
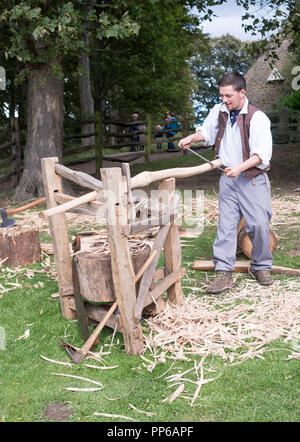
left=225, top=165, right=242, bottom=178
left=225, top=154, right=262, bottom=178
left=178, top=135, right=193, bottom=150
left=179, top=131, right=205, bottom=150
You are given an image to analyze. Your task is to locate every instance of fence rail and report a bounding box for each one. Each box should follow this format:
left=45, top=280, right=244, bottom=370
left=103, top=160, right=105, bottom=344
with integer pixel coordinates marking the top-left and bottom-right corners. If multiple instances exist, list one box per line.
left=1, top=108, right=299, bottom=184
left=0, top=117, right=21, bottom=184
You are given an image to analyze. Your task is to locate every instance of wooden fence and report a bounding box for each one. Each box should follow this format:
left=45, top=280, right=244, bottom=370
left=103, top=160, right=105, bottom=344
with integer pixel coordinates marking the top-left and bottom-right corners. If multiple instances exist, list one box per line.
left=0, top=117, right=21, bottom=184
left=1, top=108, right=299, bottom=184
left=269, top=108, right=300, bottom=143
left=62, top=113, right=204, bottom=176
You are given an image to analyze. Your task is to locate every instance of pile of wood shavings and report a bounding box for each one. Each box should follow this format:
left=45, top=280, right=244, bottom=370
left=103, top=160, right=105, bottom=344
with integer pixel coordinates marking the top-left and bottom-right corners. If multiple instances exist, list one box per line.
left=76, top=235, right=153, bottom=257
left=144, top=278, right=300, bottom=364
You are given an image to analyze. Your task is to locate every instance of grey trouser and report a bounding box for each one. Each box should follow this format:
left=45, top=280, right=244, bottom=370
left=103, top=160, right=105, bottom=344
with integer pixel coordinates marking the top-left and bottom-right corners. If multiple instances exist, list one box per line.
left=213, top=172, right=273, bottom=272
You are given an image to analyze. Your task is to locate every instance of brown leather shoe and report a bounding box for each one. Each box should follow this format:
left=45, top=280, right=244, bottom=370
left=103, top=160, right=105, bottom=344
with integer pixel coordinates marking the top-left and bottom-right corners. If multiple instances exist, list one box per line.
left=206, top=271, right=235, bottom=294
left=250, top=270, right=274, bottom=286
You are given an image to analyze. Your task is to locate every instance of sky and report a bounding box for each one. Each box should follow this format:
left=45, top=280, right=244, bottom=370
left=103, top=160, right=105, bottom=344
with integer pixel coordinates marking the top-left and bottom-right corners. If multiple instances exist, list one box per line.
left=195, top=0, right=286, bottom=42
left=199, top=1, right=257, bottom=41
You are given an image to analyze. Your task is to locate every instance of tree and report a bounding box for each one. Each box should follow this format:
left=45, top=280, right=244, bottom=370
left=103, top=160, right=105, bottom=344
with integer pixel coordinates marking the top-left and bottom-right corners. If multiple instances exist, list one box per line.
left=0, top=0, right=140, bottom=199
left=191, top=34, right=257, bottom=113
left=237, top=0, right=300, bottom=63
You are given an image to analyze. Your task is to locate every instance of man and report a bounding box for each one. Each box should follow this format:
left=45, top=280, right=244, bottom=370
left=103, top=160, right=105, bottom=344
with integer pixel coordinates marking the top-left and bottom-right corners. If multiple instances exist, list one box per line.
left=129, top=112, right=140, bottom=152
left=163, top=112, right=179, bottom=150
left=179, top=72, right=273, bottom=294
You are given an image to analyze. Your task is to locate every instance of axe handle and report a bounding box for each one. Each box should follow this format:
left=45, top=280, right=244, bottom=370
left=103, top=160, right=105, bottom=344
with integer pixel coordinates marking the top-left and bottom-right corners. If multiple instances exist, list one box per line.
left=6, top=197, right=46, bottom=215
left=80, top=301, right=118, bottom=357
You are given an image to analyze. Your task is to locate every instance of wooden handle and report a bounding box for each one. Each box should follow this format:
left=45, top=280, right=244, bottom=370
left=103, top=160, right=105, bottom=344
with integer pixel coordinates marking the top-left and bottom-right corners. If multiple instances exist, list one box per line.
left=134, top=250, right=157, bottom=283
left=6, top=197, right=46, bottom=215
left=81, top=301, right=118, bottom=355
left=40, top=191, right=98, bottom=218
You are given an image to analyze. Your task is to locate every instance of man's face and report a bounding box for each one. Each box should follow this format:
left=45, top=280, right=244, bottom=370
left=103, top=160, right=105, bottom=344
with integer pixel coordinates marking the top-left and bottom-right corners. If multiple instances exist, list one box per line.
left=219, top=85, right=245, bottom=111
left=132, top=113, right=139, bottom=120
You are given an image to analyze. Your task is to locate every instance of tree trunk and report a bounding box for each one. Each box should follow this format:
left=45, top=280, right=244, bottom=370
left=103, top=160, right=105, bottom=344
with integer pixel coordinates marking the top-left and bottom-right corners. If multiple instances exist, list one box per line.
left=78, top=26, right=95, bottom=147
left=13, top=63, right=64, bottom=200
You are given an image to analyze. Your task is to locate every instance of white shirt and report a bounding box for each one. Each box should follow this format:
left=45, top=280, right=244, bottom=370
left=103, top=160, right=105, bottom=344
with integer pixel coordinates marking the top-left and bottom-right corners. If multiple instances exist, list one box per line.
left=196, top=97, right=272, bottom=169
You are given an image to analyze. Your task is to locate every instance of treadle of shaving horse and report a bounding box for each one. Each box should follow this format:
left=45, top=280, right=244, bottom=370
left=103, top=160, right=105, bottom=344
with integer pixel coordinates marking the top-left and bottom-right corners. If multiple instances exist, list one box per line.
left=42, top=157, right=226, bottom=354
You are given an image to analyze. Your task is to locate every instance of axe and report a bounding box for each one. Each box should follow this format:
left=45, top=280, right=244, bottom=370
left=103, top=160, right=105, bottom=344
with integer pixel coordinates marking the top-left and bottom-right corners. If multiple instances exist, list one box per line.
left=0, top=197, right=46, bottom=228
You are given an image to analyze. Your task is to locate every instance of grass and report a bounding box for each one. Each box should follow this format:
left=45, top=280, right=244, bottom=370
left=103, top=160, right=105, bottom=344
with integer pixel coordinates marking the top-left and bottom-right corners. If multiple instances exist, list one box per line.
left=0, top=153, right=299, bottom=423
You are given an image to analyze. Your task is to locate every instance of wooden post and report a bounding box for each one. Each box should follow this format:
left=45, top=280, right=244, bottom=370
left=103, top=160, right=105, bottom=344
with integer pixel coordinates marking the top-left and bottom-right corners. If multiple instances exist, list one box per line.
left=276, top=108, right=290, bottom=143
left=182, top=113, right=188, bottom=156
left=158, top=178, right=183, bottom=305
left=296, top=114, right=300, bottom=142
left=11, top=117, right=21, bottom=183
left=95, top=111, right=103, bottom=177
left=41, top=157, right=76, bottom=319
left=145, top=113, right=152, bottom=163
left=101, top=167, right=144, bottom=355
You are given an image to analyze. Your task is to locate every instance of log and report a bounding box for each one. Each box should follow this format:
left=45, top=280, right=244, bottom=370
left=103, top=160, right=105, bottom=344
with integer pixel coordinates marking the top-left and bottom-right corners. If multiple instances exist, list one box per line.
left=192, top=260, right=300, bottom=277
left=143, top=268, right=186, bottom=309
left=237, top=217, right=278, bottom=259
left=41, top=157, right=75, bottom=320
left=74, top=244, right=152, bottom=303
left=84, top=303, right=121, bottom=332
left=135, top=223, right=171, bottom=322
left=130, top=158, right=223, bottom=189
left=0, top=226, right=41, bottom=267
left=101, top=167, right=144, bottom=355
left=40, top=190, right=99, bottom=218
left=54, top=163, right=103, bottom=192
left=40, top=157, right=222, bottom=219
left=159, top=178, right=183, bottom=305
left=54, top=192, right=103, bottom=216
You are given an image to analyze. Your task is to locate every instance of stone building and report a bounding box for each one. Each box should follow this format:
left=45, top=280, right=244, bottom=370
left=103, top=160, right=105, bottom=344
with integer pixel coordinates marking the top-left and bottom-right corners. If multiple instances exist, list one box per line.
left=244, top=40, right=294, bottom=112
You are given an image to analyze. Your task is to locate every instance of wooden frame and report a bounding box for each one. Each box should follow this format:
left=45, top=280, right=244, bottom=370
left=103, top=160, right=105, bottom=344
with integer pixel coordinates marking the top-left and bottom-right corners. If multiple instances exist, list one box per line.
left=41, top=156, right=222, bottom=354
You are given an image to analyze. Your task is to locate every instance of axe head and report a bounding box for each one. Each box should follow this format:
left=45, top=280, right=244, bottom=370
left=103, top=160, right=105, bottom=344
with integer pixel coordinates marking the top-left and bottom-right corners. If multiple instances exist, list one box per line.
left=0, top=208, right=17, bottom=228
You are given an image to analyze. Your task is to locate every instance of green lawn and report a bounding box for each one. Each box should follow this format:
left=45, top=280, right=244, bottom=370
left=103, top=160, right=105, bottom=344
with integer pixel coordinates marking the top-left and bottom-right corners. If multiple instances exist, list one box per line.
left=0, top=153, right=299, bottom=423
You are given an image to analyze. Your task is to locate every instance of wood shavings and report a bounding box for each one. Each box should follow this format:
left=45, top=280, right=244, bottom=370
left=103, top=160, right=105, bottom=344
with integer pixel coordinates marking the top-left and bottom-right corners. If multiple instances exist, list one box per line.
left=285, top=352, right=300, bottom=360
left=94, top=412, right=135, bottom=421
left=51, top=372, right=103, bottom=388
left=15, top=329, right=30, bottom=341
left=40, top=354, right=73, bottom=367
left=129, top=403, right=157, bottom=416
left=64, top=387, right=103, bottom=392
left=144, top=278, right=300, bottom=364
left=162, top=383, right=185, bottom=403
left=84, top=364, right=118, bottom=370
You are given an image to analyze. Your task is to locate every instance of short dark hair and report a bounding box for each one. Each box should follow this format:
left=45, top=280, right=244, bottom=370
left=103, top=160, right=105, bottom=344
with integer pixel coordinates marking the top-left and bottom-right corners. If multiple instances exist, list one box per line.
left=218, top=72, right=246, bottom=91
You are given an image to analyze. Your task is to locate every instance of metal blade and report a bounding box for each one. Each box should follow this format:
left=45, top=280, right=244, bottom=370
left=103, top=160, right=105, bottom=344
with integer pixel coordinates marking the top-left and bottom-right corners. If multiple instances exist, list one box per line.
left=187, top=148, right=227, bottom=172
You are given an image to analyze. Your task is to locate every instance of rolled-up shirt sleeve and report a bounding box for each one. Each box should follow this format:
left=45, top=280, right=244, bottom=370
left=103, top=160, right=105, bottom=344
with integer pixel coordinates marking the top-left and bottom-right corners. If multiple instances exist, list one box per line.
left=195, top=104, right=220, bottom=147
left=249, top=111, right=272, bottom=169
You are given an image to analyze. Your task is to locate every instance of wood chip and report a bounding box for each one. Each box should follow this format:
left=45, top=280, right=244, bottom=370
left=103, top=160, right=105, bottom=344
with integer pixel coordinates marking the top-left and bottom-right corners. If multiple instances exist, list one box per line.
left=15, top=329, right=30, bottom=341
left=129, top=403, right=157, bottom=416
left=94, top=412, right=135, bottom=421
left=40, top=354, right=73, bottom=367
left=84, top=364, right=118, bottom=370
left=51, top=372, right=103, bottom=387
left=162, top=383, right=185, bottom=403
left=64, top=387, right=103, bottom=392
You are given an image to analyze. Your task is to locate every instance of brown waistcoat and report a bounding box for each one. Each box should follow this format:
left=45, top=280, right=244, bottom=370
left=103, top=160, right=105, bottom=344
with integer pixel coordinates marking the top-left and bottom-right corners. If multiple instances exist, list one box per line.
left=214, top=102, right=270, bottom=178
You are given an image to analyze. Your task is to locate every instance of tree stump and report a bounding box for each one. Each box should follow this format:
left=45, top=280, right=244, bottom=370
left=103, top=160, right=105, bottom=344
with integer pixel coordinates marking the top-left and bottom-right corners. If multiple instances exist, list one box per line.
left=0, top=226, right=41, bottom=267
left=237, top=216, right=278, bottom=259
left=74, top=244, right=151, bottom=303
